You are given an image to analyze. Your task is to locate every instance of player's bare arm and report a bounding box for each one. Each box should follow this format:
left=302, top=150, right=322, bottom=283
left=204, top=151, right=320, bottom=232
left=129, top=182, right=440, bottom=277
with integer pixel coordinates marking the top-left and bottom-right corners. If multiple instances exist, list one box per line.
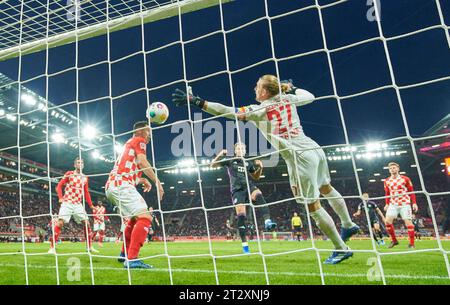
left=136, top=153, right=164, bottom=199
left=139, top=177, right=152, bottom=192
left=376, top=208, right=386, bottom=223
left=210, top=149, right=227, bottom=168
left=250, top=160, right=263, bottom=180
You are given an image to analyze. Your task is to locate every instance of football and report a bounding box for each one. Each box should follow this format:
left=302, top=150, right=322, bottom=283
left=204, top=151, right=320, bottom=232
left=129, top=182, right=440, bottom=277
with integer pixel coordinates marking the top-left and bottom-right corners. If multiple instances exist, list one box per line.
left=146, top=102, right=169, bottom=124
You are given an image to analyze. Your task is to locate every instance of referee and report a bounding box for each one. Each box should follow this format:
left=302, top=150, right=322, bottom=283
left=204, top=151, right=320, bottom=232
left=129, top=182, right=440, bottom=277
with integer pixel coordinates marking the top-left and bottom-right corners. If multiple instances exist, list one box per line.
left=291, top=212, right=303, bottom=241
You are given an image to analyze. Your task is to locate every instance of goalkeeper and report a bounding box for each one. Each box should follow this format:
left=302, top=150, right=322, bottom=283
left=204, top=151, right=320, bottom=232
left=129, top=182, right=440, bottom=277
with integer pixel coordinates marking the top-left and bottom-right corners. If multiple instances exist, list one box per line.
left=172, top=76, right=359, bottom=264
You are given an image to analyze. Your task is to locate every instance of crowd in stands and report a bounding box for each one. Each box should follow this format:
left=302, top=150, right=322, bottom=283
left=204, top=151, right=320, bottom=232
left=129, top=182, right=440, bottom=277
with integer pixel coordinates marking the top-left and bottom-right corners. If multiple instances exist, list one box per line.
left=1, top=170, right=448, bottom=242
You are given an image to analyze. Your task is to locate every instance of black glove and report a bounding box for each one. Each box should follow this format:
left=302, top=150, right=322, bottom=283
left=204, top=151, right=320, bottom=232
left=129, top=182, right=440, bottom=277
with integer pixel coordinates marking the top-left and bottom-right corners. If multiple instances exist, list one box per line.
left=172, top=88, right=205, bottom=109
left=281, top=79, right=298, bottom=95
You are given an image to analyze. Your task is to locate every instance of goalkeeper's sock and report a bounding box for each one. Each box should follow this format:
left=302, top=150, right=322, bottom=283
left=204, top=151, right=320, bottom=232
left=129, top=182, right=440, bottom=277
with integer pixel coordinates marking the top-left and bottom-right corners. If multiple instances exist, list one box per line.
left=407, top=225, right=415, bottom=246
left=50, top=225, right=61, bottom=248
left=128, top=217, right=151, bottom=260
left=310, top=207, right=347, bottom=250
left=237, top=214, right=247, bottom=243
left=322, top=187, right=356, bottom=229
left=121, top=218, right=137, bottom=254
left=386, top=223, right=397, bottom=242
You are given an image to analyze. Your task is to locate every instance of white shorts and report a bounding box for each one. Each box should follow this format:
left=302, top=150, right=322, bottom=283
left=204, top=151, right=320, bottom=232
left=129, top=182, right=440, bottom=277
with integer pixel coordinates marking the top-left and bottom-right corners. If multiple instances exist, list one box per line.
left=386, top=204, right=412, bottom=220
left=282, top=143, right=331, bottom=204
left=58, top=202, right=88, bottom=224
left=93, top=222, right=105, bottom=232
left=105, top=183, right=148, bottom=218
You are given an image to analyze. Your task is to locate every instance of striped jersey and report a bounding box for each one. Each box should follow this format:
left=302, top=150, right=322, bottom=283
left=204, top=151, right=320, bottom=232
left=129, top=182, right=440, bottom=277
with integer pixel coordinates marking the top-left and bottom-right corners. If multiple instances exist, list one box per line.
left=384, top=175, right=416, bottom=206
left=106, top=136, right=146, bottom=188
left=92, top=206, right=107, bottom=224
left=56, top=170, right=92, bottom=206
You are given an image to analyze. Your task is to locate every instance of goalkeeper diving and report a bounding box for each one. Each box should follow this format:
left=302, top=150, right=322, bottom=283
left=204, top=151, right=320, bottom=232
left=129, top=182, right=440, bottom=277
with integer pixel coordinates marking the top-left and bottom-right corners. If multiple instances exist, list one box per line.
left=171, top=76, right=359, bottom=264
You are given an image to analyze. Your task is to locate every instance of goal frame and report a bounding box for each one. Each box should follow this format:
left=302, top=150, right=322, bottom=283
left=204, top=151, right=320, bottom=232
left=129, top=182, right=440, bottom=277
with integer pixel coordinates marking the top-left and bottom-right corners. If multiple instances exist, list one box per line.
left=0, top=0, right=232, bottom=62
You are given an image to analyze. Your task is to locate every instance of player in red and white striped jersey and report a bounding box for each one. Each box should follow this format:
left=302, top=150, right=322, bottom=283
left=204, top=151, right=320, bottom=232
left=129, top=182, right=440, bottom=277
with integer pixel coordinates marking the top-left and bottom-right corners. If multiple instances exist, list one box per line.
left=105, top=121, right=164, bottom=269
left=91, top=200, right=109, bottom=247
left=383, top=162, right=418, bottom=249
left=48, top=157, right=97, bottom=254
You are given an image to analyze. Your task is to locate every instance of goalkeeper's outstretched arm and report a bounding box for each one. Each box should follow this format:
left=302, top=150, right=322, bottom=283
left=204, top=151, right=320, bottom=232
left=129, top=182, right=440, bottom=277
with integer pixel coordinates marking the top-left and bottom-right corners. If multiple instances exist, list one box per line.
left=289, top=88, right=315, bottom=107
left=172, top=88, right=237, bottom=119
left=171, top=81, right=315, bottom=122
left=280, top=79, right=315, bottom=107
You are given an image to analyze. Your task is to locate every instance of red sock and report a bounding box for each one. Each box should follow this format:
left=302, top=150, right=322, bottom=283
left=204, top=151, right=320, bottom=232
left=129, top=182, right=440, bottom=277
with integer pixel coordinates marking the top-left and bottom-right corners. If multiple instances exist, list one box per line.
left=386, top=224, right=397, bottom=242
left=50, top=225, right=61, bottom=248
left=407, top=225, right=415, bottom=246
left=91, top=231, right=97, bottom=242
left=84, top=225, right=93, bottom=249
left=99, top=230, right=105, bottom=243
left=127, top=218, right=151, bottom=260
left=121, top=218, right=137, bottom=254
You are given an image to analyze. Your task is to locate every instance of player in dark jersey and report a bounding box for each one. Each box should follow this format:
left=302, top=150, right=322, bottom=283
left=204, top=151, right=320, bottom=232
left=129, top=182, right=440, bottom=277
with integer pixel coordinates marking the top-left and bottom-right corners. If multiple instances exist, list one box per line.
left=147, top=207, right=160, bottom=242
left=411, top=214, right=422, bottom=241
left=353, top=193, right=386, bottom=246
left=211, top=143, right=276, bottom=254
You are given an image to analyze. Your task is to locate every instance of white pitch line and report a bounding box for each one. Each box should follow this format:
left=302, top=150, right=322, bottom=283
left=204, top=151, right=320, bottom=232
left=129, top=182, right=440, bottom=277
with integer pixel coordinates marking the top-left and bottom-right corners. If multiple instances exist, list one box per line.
left=0, top=263, right=449, bottom=281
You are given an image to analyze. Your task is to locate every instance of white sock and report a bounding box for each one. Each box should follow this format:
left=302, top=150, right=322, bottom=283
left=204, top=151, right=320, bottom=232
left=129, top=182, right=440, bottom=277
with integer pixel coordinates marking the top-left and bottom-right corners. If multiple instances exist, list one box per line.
left=310, top=207, right=347, bottom=250
left=322, top=187, right=356, bottom=229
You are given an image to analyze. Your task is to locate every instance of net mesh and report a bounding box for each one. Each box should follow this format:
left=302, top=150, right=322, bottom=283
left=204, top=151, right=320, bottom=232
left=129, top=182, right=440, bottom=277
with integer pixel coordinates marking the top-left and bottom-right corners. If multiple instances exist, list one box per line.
left=0, top=0, right=449, bottom=285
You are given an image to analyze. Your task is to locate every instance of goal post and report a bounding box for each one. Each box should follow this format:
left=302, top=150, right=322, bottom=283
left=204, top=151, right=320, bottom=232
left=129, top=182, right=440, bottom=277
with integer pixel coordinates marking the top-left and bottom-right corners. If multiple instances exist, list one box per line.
left=0, top=0, right=233, bottom=62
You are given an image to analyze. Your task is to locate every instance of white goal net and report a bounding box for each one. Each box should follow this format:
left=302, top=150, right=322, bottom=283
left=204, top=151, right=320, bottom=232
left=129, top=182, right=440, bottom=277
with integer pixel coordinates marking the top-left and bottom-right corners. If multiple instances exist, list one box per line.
left=0, top=0, right=449, bottom=285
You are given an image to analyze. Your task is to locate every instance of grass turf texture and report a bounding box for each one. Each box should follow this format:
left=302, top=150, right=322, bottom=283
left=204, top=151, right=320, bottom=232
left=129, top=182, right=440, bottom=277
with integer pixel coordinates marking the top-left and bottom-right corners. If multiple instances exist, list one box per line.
left=0, top=239, right=449, bottom=285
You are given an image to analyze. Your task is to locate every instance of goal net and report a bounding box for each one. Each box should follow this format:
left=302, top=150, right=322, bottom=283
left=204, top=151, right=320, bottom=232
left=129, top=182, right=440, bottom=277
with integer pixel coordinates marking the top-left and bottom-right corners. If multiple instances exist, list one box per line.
left=0, top=0, right=449, bottom=285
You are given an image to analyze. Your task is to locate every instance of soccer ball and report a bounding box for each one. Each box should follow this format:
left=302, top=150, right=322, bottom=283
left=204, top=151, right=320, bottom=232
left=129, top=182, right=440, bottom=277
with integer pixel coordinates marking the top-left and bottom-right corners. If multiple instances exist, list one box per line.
left=146, top=102, right=169, bottom=125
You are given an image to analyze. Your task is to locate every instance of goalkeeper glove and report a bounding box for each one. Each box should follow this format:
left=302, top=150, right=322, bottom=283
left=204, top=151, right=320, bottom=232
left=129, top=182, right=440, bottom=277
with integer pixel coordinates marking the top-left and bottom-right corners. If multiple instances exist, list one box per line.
left=172, top=88, right=205, bottom=109
left=280, top=78, right=298, bottom=95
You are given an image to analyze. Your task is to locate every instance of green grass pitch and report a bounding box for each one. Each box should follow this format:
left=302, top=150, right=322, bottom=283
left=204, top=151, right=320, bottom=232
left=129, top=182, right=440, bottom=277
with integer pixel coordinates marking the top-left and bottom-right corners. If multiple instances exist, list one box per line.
left=1, top=239, right=449, bottom=285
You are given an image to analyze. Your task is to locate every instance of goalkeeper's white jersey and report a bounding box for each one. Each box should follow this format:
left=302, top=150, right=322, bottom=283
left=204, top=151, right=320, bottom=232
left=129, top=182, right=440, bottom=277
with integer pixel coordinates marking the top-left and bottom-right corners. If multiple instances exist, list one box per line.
left=240, top=91, right=320, bottom=156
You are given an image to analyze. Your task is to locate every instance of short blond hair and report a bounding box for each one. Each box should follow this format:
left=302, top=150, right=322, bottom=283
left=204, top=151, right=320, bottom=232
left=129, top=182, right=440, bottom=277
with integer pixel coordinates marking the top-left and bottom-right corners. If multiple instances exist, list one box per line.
left=259, top=74, right=290, bottom=97
left=388, top=162, right=399, bottom=168
left=234, top=142, right=246, bottom=148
